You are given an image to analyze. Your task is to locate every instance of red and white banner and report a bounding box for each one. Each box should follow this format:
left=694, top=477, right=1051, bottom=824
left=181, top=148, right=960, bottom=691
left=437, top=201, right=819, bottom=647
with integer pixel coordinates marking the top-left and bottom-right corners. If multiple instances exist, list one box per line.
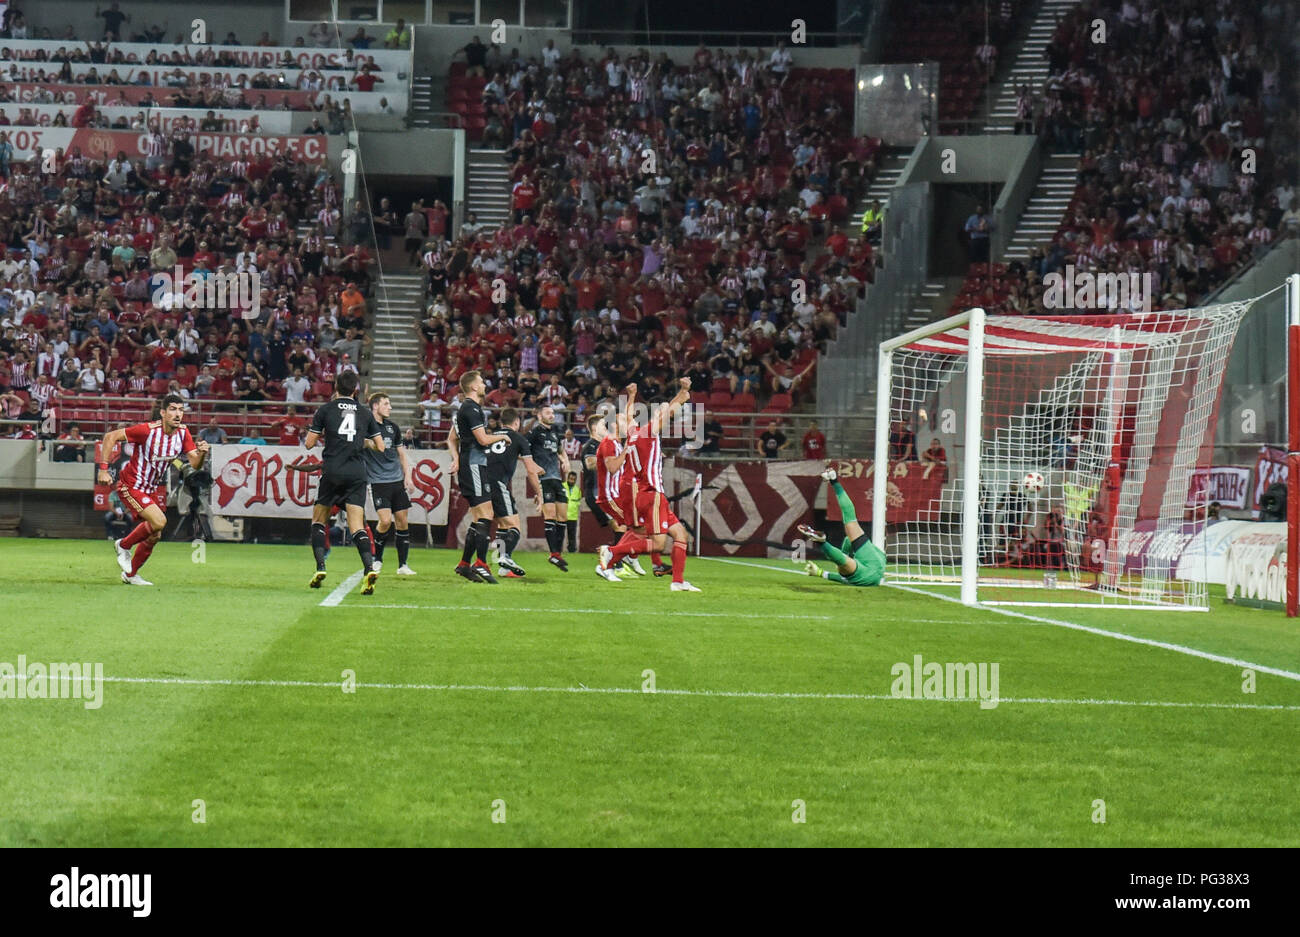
left=2, top=82, right=402, bottom=114
left=824, top=458, right=948, bottom=524
left=22, top=127, right=330, bottom=162
left=1253, top=446, right=1287, bottom=513
left=1186, top=465, right=1252, bottom=510
left=210, top=444, right=451, bottom=524
left=0, top=102, right=292, bottom=135
left=0, top=40, right=409, bottom=73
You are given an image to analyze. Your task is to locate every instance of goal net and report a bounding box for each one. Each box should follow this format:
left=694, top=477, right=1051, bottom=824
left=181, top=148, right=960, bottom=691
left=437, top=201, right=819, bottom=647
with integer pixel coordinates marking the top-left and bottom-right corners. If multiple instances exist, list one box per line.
left=875, top=303, right=1255, bottom=609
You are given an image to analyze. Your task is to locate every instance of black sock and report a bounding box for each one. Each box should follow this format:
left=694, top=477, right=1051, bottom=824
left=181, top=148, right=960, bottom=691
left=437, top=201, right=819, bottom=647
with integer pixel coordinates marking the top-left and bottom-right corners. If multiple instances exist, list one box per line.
left=395, top=528, right=410, bottom=566
left=353, top=530, right=375, bottom=572
left=311, top=523, right=327, bottom=570
left=461, top=521, right=477, bottom=564
left=474, top=518, right=492, bottom=563
left=550, top=520, right=564, bottom=554
left=374, top=525, right=392, bottom=562
left=502, top=526, right=520, bottom=558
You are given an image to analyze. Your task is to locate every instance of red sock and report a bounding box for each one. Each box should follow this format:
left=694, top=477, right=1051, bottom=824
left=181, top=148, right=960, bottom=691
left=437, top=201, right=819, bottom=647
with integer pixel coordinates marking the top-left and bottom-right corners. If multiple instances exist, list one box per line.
left=671, top=540, right=687, bottom=584
left=610, top=532, right=654, bottom=565
left=130, top=540, right=155, bottom=575
left=651, top=552, right=663, bottom=565
left=120, top=521, right=151, bottom=548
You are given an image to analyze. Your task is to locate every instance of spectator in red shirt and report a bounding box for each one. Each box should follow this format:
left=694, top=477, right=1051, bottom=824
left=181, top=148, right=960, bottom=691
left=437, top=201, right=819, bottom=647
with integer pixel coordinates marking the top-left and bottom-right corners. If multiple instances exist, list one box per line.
left=269, top=407, right=305, bottom=446
left=802, top=421, right=826, bottom=460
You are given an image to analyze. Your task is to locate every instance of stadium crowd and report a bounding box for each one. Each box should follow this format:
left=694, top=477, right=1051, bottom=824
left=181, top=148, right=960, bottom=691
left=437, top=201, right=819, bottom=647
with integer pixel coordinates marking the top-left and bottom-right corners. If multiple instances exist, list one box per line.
left=956, top=0, right=1298, bottom=316
left=409, top=43, right=883, bottom=449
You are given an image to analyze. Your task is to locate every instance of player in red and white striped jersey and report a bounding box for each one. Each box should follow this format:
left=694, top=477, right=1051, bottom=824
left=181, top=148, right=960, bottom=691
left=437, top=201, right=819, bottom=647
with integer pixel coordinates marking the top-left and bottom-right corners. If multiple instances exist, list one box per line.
left=591, top=402, right=641, bottom=581
left=598, top=379, right=699, bottom=591
left=96, top=394, right=208, bottom=585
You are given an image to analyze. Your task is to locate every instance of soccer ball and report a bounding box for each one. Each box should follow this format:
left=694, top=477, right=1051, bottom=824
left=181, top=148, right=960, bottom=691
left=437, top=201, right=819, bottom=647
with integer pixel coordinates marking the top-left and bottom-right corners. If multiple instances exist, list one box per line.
left=1021, top=471, right=1045, bottom=494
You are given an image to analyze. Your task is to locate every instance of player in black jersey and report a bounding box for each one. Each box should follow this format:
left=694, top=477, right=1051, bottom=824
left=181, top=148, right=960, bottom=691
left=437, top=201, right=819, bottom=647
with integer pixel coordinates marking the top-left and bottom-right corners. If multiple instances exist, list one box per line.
left=303, top=370, right=385, bottom=594
left=365, top=392, right=416, bottom=576
left=525, top=403, right=570, bottom=570
left=446, top=369, right=509, bottom=583
left=485, top=406, right=543, bottom=578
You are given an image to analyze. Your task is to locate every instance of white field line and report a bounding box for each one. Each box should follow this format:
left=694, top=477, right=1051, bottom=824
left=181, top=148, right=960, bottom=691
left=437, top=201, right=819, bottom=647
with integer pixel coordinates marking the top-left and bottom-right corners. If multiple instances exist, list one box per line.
left=887, top=582, right=1300, bottom=683
left=319, top=569, right=364, bottom=606
left=52, top=674, right=1300, bottom=711
left=348, top=603, right=834, bottom=620
left=698, top=556, right=810, bottom=576
left=692, top=559, right=1300, bottom=683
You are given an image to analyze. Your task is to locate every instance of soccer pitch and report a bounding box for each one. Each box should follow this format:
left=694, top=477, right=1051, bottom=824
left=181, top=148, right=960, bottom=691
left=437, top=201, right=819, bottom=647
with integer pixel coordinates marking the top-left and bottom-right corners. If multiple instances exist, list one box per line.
left=2, top=539, right=1298, bottom=847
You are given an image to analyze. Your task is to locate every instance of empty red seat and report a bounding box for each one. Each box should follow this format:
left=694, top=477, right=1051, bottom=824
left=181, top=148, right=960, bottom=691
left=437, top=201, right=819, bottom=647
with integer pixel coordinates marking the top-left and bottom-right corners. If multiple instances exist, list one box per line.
left=763, top=393, right=793, bottom=413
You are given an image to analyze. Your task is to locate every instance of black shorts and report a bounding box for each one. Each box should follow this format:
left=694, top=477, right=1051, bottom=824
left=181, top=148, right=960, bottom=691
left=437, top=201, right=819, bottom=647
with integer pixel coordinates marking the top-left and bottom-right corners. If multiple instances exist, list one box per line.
left=371, top=480, right=411, bottom=513
left=584, top=489, right=609, bottom=526
left=457, top=463, right=493, bottom=508
left=488, top=472, right=518, bottom=518
left=540, top=478, right=565, bottom=504
left=317, top=471, right=367, bottom=509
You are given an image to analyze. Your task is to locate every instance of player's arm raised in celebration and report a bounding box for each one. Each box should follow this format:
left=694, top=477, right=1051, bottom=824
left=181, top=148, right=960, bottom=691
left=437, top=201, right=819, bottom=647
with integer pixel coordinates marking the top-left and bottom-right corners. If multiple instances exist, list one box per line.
left=650, top=376, right=692, bottom=435
left=95, top=426, right=128, bottom=485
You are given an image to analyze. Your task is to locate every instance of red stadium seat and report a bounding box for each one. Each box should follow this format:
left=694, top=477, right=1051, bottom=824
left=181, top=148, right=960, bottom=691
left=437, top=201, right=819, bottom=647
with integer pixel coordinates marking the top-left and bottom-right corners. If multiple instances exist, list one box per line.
left=149, top=379, right=170, bottom=394
left=763, top=393, right=793, bottom=413
left=310, top=381, right=333, bottom=400
left=731, top=392, right=757, bottom=411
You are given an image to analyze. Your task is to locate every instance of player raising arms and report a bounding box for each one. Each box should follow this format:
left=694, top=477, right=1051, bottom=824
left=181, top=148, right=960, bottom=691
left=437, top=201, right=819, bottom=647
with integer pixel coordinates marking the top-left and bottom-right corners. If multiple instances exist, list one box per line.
left=485, top=407, right=543, bottom=578
left=600, top=379, right=701, bottom=592
left=799, top=467, right=887, bottom=587
left=446, top=369, right=509, bottom=583
left=583, top=413, right=633, bottom=579
left=591, top=391, right=642, bottom=582
left=365, top=392, right=416, bottom=576
left=98, top=394, right=208, bottom=585
left=304, top=370, right=385, bottom=594
left=526, top=402, right=570, bottom=571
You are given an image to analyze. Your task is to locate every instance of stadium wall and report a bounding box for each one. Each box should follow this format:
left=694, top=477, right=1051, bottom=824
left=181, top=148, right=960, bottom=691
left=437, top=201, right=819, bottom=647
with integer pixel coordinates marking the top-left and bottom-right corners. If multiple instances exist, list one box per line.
left=26, top=0, right=285, bottom=44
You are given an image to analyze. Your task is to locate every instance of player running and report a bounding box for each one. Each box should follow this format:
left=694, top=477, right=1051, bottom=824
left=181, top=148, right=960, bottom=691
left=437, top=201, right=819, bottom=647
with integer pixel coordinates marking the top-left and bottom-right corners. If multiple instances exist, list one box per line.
left=446, top=369, right=509, bottom=583
left=365, top=392, right=416, bottom=576
left=599, top=379, right=700, bottom=592
left=97, top=393, right=208, bottom=585
left=485, top=407, right=543, bottom=578
left=304, top=371, right=385, bottom=594
left=799, top=467, right=887, bottom=586
left=526, top=403, right=570, bottom=571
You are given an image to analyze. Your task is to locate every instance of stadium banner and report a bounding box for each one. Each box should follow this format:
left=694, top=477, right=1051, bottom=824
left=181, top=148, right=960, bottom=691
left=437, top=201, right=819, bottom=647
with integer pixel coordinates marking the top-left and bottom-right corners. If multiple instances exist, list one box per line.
left=9, top=64, right=405, bottom=86
left=1186, top=466, right=1251, bottom=510
left=1222, top=524, right=1288, bottom=608
left=1116, top=520, right=1204, bottom=576
left=209, top=444, right=451, bottom=524
left=1173, top=520, right=1286, bottom=586
left=0, top=40, right=409, bottom=74
left=1252, top=446, right=1287, bottom=513
left=824, top=459, right=948, bottom=524
left=4, top=83, right=403, bottom=114
left=0, top=102, right=292, bottom=135
left=21, top=127, right=331, bottom=162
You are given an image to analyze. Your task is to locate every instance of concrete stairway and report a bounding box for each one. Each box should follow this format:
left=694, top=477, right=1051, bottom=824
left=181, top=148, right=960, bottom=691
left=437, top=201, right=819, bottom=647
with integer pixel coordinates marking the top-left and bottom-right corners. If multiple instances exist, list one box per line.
left=1002, top=152, right=1080, bottom=259
left=849, top=148, right=910, bottom=233
left=982, top=0, right=1082, bottom=132
left=366, top=272, right=426, bottom=422
left=407, top=74, right=447, bottom=129
left=466, top=149, right=511, bottom=228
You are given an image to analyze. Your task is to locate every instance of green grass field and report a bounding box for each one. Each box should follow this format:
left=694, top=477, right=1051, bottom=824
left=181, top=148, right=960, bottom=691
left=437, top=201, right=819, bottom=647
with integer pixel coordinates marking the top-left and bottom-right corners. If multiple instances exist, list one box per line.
left=2, top=537, right=1298, bottom=847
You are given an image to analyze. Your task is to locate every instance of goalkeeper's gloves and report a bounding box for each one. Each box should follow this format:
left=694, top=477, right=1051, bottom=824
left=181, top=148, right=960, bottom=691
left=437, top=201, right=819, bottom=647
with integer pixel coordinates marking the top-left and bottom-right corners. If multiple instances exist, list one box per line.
left=804, top=561, right=821, bottom=577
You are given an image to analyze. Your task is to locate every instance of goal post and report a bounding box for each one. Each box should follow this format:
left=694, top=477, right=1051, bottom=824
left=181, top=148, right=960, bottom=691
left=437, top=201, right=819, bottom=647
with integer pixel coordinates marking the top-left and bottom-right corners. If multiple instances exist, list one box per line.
left=1288, top=273, right=1300, bottom=617
left=875, top=300, right=1261, bottom=610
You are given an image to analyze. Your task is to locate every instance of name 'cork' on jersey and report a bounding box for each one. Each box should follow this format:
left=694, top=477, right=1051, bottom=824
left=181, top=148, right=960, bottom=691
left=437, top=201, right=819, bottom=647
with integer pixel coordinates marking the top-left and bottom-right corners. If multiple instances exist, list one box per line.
left=487, top=427, right=530, bottom=481
left=526, top=420, right=563, bottom=480
left=455, top=397, right=490, bottom=467
left=363, top=416, right=404, bottom=484
left=310, top=396, right=381, bottom=478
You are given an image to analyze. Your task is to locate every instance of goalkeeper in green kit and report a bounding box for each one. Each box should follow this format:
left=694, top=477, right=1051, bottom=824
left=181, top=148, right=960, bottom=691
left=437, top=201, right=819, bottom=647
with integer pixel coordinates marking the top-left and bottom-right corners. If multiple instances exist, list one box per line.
left=798, top=468, right=887, bottom=587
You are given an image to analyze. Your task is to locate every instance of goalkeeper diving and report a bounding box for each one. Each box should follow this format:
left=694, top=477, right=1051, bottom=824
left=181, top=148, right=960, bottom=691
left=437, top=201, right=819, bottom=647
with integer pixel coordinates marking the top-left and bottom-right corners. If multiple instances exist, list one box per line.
left=798, top=467, right=887, bottom=587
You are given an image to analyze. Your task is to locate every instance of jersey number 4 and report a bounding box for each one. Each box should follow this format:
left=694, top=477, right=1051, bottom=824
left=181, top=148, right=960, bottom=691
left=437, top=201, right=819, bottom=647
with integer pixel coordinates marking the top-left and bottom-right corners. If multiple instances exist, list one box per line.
left=339, top=412, right=356, bottom=441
